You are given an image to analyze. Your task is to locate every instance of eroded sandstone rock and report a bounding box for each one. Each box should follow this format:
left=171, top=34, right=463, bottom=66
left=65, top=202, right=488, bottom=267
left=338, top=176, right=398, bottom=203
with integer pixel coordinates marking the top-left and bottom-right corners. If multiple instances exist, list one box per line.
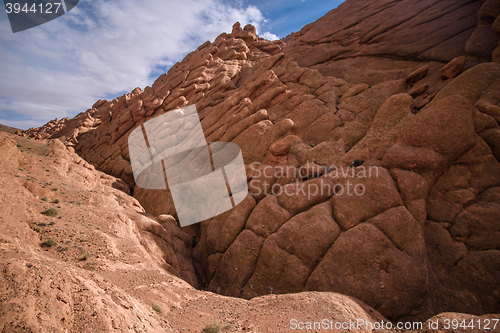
left=13, top=0, right=500, bottom=322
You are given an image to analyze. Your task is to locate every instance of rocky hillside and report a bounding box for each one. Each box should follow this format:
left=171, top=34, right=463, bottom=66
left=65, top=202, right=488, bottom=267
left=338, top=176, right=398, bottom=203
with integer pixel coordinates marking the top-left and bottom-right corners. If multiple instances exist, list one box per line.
left=0, top=132, right=393, bottom=332
left=13, top=0, right=500, bottom=328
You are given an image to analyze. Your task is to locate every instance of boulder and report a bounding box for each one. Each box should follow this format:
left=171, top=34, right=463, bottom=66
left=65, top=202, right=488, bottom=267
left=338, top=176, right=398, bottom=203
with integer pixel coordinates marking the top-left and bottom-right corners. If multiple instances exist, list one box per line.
left=277, top=177, right=336, bottom=215
left=242, top=202, right=340, bottom=298
left=305, top=141, right=345, bottom=166
left=480, top=127, right=500, bottom=160
left=306, top=223, right=428, bottom=319
left=208, top=229, right=265, bottom=296
left=433, top=62, right=500, bottom=105
left=382, top=95, right=476, bottom=180
left=408, top=83, right=429, bottom=97
left=269, top=138, right=291, bottom=156
left=342, top=83, right=369, bottom=99
left=245, top=195, right=290, bottom=238
left=330, top=167, right=403, bottom=230
left=406, top=65, right=430, bottom=85
left=440, top=56, right=466, bottom=79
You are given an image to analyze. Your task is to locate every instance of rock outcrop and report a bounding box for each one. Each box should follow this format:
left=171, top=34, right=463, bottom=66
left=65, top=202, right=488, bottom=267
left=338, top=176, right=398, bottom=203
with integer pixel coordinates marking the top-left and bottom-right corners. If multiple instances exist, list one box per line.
left=0, top=132, right=390, bottom=332
left=284, top=0, right=498, bottom=84
left=15, top=0, right=500, bottom=324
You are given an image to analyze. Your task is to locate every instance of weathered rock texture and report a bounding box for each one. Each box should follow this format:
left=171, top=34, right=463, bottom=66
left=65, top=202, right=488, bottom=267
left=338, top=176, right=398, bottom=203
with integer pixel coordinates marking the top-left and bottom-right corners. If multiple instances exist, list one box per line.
left=284, top=0, right=498, bottom=84
left=0, top=132, right=389, bottom=332
left=17, top=0, right=500, bottom=323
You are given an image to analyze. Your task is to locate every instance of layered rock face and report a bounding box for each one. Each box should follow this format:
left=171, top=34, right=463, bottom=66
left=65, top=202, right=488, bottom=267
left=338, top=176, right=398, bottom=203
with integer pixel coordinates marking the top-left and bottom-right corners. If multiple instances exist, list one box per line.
left=284, top=0, right=498, bottom=84
left=19, top=0, right=500, bottom=322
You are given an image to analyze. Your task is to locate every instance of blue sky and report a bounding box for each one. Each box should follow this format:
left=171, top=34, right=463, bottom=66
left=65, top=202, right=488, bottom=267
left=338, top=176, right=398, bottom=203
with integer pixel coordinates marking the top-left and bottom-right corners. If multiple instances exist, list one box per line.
left=0, top=0, right=343, bottom=130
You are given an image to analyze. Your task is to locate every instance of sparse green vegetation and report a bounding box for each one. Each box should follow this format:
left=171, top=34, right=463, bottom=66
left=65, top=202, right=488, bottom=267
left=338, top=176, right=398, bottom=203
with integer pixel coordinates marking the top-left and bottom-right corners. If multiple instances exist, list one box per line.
left=202, top=322, right=222, bottom=333
left=151, top=303, right=162, bottom=313
left=41, top=196, right=48, bottom=202
left=18, top=167, right=23, bottom=171
left=16, top=144, right=21, bottom=148
left=51, top=187, right=58, bottom=191
left=82, top=252, right=91, bottom=260
left=41, top=239, right=56, bottom=247
left=41, top=208, right=58, bottom=216
left=52, top=198, right=60, bottom=204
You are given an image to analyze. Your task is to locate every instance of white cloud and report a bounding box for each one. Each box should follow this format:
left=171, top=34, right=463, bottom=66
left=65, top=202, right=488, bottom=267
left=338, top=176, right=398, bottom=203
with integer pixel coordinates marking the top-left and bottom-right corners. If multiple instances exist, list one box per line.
left=261, top=31, right=279, bottom=41
left=0, top=0, right=276, bottom=129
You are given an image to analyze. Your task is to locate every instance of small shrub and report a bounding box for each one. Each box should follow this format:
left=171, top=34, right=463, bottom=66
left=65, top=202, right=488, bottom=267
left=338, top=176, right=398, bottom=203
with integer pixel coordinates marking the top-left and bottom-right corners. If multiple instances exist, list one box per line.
left=41, top=239, right=56, bottom=247
left=41, top=196, right=48, bottom=202
left=41, top=208, right=58, bottom=216
left=82, top=252, right=91, bottom=261
left=151, top=303, right=162, bottom=313
left=51, top=187, right=58, bottom=191
left=16, top=144, right=21, bottom=148
left=18, top=167, right=23, bottom=171
left=52, top=198, right=60, bottom=204
left=202, top=322, right=222, bottom=333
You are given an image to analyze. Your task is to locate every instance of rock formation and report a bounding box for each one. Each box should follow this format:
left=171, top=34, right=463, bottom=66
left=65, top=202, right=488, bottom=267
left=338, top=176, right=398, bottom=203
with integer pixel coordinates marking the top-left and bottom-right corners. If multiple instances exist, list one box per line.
left=0, top=132, right=390, bottom=332
left=284, top=0, right=499, bottom=84
left=14, top=0, right=500, bottom=326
